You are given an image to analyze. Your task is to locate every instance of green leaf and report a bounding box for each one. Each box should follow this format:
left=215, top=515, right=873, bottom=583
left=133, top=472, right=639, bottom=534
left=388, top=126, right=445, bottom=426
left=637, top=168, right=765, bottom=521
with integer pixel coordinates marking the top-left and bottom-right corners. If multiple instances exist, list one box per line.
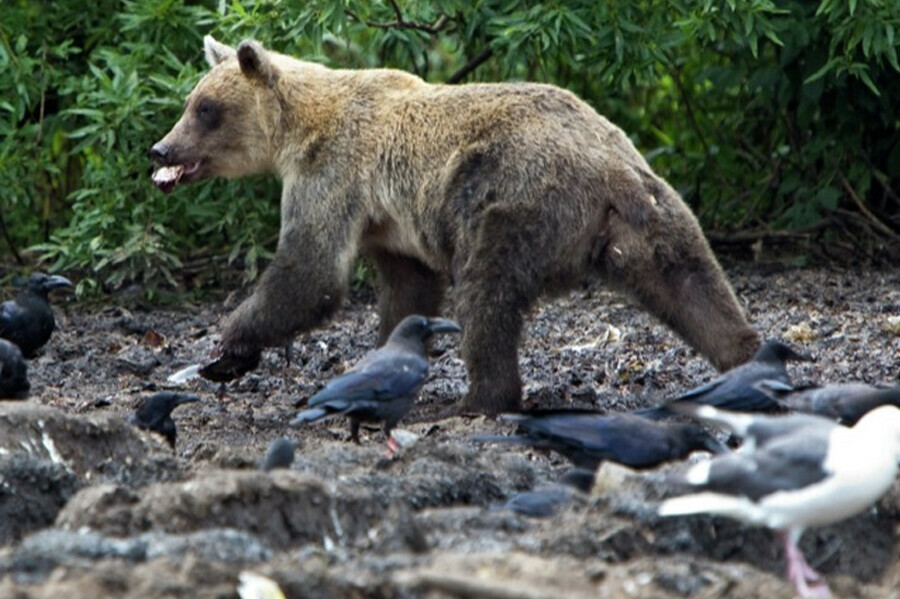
left=856, top=67, right=881, bottom=96
left=804, top=58, right=839, bottom=84
left=816, top=186, right=841, bottom=211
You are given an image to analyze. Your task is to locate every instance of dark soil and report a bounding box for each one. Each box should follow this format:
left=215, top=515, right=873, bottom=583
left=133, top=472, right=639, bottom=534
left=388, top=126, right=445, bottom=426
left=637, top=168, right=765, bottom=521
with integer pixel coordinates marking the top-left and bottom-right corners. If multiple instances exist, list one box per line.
left=1, top=263, right=900, bottom=598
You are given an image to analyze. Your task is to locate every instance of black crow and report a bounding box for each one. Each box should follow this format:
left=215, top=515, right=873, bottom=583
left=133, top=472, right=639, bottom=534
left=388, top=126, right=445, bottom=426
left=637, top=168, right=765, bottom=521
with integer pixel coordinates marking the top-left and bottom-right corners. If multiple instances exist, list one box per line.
left=474, top=409, right=728, bottom=471
left=290, top=315, right=461, bottom=454
left=638, top=339, right=810, bottom=419
left=0, top=339, right=29, bottom=399
left=129, top=392, right=200, bottom=447
left=660, top=405, right=900, bottom=598
left=0, top=273, right=72, bottom=358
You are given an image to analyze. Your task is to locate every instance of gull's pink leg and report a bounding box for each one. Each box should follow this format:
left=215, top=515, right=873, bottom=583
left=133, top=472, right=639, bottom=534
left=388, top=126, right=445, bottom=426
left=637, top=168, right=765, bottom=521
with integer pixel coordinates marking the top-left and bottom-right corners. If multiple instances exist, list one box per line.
left=385, top=435, right=400, bottom=459
left=779, top=530, right=831, bottom=598
left=795, top=548, right=824, bottom=582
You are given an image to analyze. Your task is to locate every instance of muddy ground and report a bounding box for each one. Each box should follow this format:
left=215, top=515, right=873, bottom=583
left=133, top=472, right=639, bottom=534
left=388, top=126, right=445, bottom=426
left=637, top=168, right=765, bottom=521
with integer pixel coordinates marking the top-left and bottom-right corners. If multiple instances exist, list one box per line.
left=1, top=262, right=900, bottom=598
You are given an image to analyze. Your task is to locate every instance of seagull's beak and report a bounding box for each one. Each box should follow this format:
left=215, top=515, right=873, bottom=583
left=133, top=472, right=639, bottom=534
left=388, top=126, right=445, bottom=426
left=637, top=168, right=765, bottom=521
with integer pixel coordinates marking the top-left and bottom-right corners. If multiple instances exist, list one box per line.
left=427, top=318, right=461, bottom=335
left=702, top=435, right=730, bottom=455
left=753, top=379, right=794, bottom=398
left=44, top=275, right=73, bottom=291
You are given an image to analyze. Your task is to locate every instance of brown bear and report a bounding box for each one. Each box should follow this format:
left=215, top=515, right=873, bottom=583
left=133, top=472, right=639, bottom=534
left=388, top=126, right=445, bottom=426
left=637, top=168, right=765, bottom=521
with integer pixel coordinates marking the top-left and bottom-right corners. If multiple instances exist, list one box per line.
left=150, top=36, right=759, bottom=414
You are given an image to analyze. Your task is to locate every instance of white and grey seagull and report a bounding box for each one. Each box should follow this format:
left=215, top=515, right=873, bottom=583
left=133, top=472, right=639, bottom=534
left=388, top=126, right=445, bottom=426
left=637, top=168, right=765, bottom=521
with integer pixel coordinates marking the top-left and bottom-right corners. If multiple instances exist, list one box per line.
left=659, top=404, right=900, bottom=598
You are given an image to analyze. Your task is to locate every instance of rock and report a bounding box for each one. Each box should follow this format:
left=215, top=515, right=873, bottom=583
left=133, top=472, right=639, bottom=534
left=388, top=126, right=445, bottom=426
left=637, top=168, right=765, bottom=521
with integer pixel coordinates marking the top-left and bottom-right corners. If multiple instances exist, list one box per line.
left=0, top=455, right=80, bottom=545
left=54, top=484, right=140, bottom=537
left=142, top=528, right=272, bottom=564
left=366, top=502, right=429, bottom=554
left=0, top=527, right=271, bottom=585
left=0, top=403, right=182, bottom=487
left=2, top=529, right=145, bottom=582
left=56, top=469, right=382, bottom=550
left=0, top=555, right=239, bottom=599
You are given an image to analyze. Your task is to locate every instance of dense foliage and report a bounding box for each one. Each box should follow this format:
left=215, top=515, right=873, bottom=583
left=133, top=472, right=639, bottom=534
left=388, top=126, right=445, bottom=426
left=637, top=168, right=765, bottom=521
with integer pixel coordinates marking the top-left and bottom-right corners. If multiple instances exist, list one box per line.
left=1, top=0, right=898, bottom=295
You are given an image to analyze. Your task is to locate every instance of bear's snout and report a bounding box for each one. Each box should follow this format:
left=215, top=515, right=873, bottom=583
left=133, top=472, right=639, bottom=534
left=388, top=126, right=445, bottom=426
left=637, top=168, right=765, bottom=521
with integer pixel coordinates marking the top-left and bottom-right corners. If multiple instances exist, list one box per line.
left=149, top=143, right=170, bottom=163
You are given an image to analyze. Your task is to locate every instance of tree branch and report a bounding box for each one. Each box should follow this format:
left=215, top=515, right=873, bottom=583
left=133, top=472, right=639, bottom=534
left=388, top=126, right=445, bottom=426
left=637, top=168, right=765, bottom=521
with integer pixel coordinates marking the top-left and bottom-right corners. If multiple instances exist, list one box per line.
left=344, top=9, right=449, bottom=34
left=447, top=48, right=493, bottom=84
left=838, top=171, right=899, bottom=240
left=0, top=203, right=24, bottom=265
left=705, top=218, right=833, bottom=245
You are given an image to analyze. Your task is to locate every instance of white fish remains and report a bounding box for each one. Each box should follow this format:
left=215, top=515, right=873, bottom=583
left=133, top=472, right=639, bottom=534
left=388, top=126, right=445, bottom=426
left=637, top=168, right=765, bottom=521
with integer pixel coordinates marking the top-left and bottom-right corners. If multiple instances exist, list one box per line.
left=167, top=363, right=202, bottom=384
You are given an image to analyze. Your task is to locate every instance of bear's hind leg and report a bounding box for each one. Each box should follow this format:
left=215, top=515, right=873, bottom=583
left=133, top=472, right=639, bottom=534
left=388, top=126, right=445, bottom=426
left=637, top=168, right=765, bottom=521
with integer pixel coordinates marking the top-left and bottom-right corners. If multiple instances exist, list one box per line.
left=371, top=251, right=446, bottom=344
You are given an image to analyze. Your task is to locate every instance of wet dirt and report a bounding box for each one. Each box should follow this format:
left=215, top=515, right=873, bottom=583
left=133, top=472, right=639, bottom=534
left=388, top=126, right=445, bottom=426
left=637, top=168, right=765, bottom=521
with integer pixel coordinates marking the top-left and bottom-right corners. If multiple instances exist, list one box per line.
left=1, top=263, right=899, bottom=598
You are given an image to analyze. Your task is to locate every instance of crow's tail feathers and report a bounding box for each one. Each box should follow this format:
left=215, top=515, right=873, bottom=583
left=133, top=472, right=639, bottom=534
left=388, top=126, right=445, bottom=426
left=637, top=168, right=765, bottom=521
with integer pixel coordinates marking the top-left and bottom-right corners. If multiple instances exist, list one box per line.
left=289, top=407, right=330, bottom=428
left=470, top=433, right=530, bottom=445
left=631, top=405, right=675, bottom=420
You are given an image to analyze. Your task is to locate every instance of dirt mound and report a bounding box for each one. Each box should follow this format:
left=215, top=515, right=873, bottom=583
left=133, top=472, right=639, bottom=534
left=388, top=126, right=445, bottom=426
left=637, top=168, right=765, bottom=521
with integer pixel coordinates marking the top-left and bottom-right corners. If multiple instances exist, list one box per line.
left=1, top=266, right=899, bottom=597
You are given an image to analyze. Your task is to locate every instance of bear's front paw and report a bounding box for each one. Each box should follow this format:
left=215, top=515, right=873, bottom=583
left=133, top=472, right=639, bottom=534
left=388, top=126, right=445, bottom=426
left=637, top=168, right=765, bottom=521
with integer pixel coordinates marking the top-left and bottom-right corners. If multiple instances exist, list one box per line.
left=199, top=343, right=261, bottom=382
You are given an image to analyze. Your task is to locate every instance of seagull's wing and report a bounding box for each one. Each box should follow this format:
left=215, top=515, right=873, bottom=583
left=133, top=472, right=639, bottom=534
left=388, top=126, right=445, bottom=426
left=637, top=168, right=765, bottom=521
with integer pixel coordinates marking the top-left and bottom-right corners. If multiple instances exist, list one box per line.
left=695, top=431, right=832, bottom=501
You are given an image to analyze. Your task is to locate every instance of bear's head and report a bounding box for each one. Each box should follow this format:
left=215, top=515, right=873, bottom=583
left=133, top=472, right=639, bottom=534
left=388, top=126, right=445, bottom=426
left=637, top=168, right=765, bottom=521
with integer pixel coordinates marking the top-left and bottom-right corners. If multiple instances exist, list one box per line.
left=149, top=37, right=282, bottom=193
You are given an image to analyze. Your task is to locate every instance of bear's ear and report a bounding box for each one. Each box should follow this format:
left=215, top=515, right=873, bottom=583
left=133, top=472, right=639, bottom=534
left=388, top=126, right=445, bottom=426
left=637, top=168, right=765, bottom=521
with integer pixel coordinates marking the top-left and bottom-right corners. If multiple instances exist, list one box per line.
left=237, top=40, right=278, bottom=88
left=204, top=35, right=236, bottom=67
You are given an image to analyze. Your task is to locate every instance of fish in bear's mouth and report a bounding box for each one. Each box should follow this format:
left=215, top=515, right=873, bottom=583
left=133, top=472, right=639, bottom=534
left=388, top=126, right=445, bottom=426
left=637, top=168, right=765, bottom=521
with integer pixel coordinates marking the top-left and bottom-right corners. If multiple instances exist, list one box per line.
left=151, top=161, right=202, bottom=194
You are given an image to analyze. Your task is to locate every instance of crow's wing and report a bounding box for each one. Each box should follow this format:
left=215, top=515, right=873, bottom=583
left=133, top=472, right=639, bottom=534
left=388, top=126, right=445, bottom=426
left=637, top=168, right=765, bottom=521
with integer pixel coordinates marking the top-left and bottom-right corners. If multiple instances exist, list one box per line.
left=517, top=414, right=647, bottom=461
left=673, top=377, right=726, bottom=402
left=0, top=300, right=25, bottom=334
left=674, top=365, right=787, bottom=411
left=308, top=350, right=428, bottom=406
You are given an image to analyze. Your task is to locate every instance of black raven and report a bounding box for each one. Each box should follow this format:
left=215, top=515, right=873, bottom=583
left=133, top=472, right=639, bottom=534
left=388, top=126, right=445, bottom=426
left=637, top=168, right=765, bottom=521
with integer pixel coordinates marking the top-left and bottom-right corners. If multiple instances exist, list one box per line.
left=0, top=273, right=72, bottom=358
left=291, top=315, right=460, bottom=454
left=0, top=339, right=29, bottom=399
left=130, top=392, right=200, bottom=448
left=638, top=339, right=810, bottom=418
left=474, top=409, right=728, bottom=471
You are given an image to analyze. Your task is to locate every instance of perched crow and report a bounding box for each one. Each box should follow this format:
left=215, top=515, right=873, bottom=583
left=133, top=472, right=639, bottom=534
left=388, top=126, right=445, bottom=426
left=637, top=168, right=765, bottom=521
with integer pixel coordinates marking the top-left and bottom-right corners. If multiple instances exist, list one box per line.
left=638, top=339, right=811, bottom=419
left=766, top=382, right=900, bottom=426
left=659, top=405, right=900, bottom=598
left=0, top=339, right=29, bottom=400
left=129, top=392, right=200, bottom=447
left=290, top=315, right=461, bottom=454
left=261, top=437, right=296, bottom=471
left=0, top=273, right=72, bottom=358
left=473, top=409, right=728, bottom=471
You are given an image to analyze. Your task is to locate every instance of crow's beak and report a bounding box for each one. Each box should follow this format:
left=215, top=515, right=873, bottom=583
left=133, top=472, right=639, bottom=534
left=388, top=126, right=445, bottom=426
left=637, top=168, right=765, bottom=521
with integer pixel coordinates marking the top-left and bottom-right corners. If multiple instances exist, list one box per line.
left=427, top=318, right=461, bottom=334
left=174, top=393, right=201, bottom=406
left=43, top=275, right=73, bottom=291
left=787, top=347, right=814, bottom=362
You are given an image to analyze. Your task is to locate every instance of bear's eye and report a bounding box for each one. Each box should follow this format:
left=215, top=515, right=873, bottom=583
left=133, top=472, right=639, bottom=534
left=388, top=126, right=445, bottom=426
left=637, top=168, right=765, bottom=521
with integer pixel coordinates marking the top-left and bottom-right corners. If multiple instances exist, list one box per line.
left=195, top=98, right=222, bottom=131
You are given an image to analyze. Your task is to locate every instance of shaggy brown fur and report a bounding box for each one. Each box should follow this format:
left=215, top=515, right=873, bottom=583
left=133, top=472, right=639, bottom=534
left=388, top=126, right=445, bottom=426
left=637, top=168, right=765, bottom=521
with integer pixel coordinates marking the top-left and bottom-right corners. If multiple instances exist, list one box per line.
left=150, top=37, right=760, bottom=414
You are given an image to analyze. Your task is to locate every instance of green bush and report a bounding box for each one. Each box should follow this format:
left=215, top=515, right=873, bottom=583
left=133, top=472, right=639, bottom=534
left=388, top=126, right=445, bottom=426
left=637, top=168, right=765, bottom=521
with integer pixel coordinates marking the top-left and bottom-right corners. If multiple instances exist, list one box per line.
left=1, top=0, right=898, bottom=296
